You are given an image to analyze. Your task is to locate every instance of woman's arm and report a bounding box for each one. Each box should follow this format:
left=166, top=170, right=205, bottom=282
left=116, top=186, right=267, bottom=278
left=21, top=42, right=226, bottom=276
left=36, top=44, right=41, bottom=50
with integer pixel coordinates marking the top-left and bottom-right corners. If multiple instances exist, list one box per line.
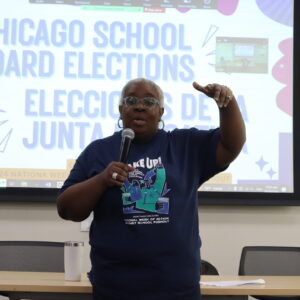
left=193, top=82, right=246, bottom=169
left=217, top=96, right=246, bottom=168
left=57, top=162, right=134, bottom=222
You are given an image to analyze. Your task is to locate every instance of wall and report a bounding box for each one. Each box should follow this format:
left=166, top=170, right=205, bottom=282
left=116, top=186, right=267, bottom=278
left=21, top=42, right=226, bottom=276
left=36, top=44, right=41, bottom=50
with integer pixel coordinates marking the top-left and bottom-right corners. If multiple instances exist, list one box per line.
left=1, top=202, right=300, bottom=276
left=199, top=205, right=300, bottom=275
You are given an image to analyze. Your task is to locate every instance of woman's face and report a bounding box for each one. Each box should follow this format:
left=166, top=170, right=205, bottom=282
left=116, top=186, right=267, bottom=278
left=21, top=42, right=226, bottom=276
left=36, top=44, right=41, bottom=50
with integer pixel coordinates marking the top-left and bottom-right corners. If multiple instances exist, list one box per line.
left=119, top=81, right=164, bottom=141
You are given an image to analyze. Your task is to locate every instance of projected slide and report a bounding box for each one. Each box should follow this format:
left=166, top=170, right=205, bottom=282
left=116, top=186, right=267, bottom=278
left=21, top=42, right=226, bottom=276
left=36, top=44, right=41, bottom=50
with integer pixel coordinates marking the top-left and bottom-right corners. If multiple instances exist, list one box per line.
left=0, top=0, right=294, bottom=194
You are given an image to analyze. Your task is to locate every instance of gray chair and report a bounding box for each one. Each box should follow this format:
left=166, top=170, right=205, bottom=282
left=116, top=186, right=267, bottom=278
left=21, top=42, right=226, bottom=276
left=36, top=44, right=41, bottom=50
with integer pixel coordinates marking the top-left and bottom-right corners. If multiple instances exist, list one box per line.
left=238, top=246, right=300, bottom=300
left=201, top=259, right=247, bottom=300
left=0, top=241, right=64, bottom=300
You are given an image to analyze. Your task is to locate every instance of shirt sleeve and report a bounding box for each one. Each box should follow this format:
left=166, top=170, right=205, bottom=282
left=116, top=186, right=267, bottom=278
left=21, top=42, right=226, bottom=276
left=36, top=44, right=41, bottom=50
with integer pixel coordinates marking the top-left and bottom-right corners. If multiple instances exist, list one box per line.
left=58, top=143, right=95, bottom=194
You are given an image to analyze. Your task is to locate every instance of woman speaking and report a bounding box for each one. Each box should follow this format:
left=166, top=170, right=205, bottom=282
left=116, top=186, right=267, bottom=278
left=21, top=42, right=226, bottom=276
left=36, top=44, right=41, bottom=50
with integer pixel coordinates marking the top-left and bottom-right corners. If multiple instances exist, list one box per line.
left=57, top=78, right=246, bottom=300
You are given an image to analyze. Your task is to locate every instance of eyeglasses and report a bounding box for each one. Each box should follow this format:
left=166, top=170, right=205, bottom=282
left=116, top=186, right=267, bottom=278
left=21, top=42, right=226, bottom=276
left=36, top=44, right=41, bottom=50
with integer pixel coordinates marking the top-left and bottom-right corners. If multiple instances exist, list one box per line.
left=122, top=96, right=160, bottom=108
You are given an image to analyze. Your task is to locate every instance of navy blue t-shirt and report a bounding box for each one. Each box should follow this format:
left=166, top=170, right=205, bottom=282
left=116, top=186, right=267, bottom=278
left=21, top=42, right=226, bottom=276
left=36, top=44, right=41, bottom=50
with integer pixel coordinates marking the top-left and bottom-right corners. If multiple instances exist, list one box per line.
left=61, top=128, right=223, bottom=300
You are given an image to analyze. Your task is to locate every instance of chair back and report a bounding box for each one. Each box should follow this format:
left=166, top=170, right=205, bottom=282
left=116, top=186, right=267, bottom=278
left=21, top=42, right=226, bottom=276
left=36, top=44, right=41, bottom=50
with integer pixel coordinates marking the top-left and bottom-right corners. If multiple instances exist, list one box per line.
left=239, top=246, right=300, bottom=300
left=201, top=260, right=219, bottom=275
left=239, top=246, right=300, bottom=276
left=0, top=241, right=64, bottom=272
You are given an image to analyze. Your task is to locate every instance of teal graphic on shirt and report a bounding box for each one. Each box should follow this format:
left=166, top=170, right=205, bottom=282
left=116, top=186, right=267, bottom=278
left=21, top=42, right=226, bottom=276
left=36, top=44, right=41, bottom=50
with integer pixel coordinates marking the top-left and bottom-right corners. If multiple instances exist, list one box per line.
left=121, top=162, right=170, bottom=214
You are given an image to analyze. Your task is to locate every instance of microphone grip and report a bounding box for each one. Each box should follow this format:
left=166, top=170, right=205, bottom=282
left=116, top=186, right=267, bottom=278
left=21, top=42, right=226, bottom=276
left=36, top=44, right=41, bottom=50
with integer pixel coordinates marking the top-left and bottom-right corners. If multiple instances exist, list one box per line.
left=119, top=137, right=131, bottom=163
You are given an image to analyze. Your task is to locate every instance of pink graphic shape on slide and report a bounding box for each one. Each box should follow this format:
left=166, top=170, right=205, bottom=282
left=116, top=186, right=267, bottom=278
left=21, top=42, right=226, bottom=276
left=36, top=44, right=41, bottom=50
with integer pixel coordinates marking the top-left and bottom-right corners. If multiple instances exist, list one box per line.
left=272, top=38, right=293, bottom=116
left=217, top=0, right=239, bottom=15
left=177, top=0, right=239, bottom=14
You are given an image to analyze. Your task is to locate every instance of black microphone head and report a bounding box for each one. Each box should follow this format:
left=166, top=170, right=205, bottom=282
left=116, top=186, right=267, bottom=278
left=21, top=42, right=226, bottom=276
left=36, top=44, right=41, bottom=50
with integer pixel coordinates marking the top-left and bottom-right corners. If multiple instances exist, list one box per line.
left=122, top=128, right=135, bottom=140
left=119, top=128, right=135, bottom=163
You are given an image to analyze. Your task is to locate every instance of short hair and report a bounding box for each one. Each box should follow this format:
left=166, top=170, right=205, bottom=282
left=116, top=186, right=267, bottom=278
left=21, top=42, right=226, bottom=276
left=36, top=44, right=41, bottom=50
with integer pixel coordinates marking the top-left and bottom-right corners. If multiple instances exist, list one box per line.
left=119, top=78, right=164, bottom=108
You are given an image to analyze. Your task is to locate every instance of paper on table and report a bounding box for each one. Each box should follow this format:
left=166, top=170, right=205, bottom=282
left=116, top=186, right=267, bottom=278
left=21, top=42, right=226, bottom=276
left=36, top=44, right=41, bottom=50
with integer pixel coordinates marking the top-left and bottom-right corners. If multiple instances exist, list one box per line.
left=200, top=279, right=265, bottom=287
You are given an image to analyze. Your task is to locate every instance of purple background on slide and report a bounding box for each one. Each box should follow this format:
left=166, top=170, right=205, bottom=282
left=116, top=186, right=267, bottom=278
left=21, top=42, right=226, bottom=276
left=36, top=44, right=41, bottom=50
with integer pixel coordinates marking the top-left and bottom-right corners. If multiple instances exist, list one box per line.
left=238, top=133, right=292, bottom=185
left=256, top=0, right=293, bottom=27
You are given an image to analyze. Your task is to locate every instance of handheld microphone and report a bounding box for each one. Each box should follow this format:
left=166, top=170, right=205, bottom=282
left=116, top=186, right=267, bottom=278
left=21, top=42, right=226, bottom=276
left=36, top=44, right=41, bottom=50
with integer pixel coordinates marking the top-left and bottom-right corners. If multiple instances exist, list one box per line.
left=119, top=128, right=135, bottom=163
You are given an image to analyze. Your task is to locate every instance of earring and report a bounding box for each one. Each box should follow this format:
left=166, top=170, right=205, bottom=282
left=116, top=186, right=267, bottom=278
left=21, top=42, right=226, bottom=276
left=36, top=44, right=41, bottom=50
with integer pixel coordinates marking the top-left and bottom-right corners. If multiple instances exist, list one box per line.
left=159, top=119, right=165, bottom=130
left=118, top=118, right=123, bottom=128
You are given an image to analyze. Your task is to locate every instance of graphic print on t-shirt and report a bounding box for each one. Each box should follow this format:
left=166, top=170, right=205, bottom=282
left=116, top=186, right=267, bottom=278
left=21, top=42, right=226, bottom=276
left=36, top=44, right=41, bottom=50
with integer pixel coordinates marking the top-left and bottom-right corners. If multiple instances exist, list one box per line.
left=121, top=156, right=170, bottom=225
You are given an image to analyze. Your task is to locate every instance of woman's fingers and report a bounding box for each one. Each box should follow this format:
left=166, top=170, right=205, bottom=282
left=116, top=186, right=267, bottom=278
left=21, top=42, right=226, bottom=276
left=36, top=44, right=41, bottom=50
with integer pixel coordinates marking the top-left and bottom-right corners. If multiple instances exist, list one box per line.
left=193, top=82, right=234, bottom=108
